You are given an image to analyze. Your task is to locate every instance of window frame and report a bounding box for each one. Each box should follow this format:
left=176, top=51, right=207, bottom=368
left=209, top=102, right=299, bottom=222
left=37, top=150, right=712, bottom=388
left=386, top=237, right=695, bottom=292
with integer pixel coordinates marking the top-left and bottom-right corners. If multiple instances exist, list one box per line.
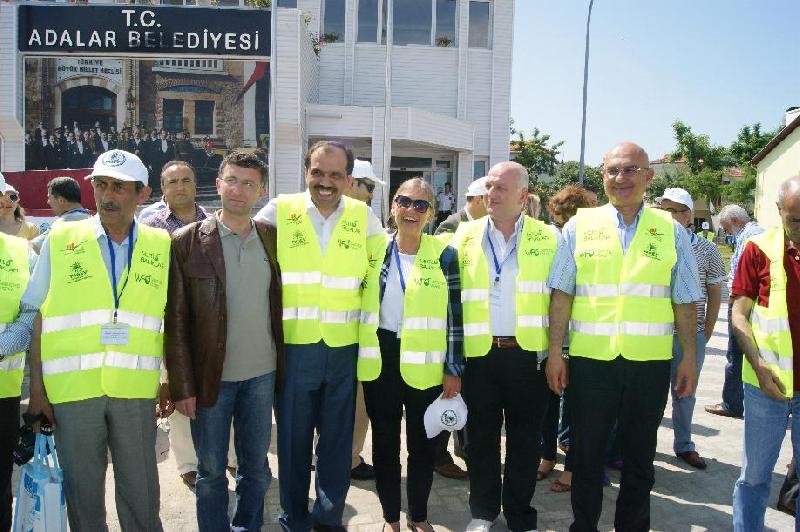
left=321, top=0, right=347, bottom=45
left=193, top=100, right=216, bottom=136
left=356, top=0, right=459, bottom=47
left=467, top=0, right=492, bottom=49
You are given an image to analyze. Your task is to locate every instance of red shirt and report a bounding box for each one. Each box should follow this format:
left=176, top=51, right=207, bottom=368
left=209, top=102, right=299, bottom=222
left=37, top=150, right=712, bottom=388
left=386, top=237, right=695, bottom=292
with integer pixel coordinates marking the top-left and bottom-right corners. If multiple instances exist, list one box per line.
left=732, top=239, right=800, bottom=392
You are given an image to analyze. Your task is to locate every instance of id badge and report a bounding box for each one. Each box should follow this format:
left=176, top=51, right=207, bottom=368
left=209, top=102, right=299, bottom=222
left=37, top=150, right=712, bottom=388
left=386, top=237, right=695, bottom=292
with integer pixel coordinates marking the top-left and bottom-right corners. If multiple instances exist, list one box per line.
left=101, top=323, right=130, bottom=345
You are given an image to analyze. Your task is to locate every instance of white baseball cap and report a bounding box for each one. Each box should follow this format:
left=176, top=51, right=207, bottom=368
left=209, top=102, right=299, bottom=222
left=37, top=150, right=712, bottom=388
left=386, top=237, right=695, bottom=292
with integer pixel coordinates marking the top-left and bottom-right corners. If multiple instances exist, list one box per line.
left=656, top=187, right=693, bottom=210
left=0, top=172, right=7, bottom=194
left=466, top=176, right=488, bottom=198
left=87, top=149, right=149, bottom=186
left=701, top=221, right=710, bottom=230
left=424, top=394, right=468, bottom=439
left=352, top=159, right=385, bottom=185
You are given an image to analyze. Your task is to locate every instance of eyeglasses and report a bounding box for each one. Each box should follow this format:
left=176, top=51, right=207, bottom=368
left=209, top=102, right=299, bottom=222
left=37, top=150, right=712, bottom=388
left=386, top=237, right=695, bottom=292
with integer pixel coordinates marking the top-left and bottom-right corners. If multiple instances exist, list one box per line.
left=357, top=180, right=375, bottom=193
left=659, top=206, right=689, bottom=214
left=604, top=165, right=647, bottom=177
left=395, top=195, right=431, bottom=214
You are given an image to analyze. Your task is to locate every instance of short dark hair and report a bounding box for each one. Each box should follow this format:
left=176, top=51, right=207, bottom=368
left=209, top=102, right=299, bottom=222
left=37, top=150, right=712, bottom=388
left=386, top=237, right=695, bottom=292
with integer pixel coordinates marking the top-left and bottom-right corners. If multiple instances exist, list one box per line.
left=47, top=176, right=82, bottom=203
left=161, top=160, right=196, bottom=181
left=304, top=140, right=354, bottom=175
left=218, top=150, right=268, bottom=185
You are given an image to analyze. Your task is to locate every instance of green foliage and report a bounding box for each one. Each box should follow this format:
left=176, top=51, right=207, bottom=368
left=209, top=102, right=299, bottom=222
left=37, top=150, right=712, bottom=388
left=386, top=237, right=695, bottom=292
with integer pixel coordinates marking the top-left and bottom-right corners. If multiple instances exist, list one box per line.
left=510, top=127, right=564, bottom=180
left=729, top=122, right=777, bottom=173
left=722, top=173, right=757, bottom=213
left=669, top=120, right=731, bottom=173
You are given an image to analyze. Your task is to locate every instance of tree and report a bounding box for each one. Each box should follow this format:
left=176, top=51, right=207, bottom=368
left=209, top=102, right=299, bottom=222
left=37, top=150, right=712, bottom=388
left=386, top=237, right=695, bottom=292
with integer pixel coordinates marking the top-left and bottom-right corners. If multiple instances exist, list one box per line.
left=729, top=122, right=775, bottom=170
left=550, top=161, right=606, bottom=202
left=510, top=127, right=564, bottom=181
left=669, top=120, right=731, bottom=173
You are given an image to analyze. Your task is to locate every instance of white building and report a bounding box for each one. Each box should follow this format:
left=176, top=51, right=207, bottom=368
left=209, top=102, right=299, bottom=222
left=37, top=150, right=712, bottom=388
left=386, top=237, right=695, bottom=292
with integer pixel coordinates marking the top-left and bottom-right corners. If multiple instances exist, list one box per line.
left=0, top=0, right=513, bottom=212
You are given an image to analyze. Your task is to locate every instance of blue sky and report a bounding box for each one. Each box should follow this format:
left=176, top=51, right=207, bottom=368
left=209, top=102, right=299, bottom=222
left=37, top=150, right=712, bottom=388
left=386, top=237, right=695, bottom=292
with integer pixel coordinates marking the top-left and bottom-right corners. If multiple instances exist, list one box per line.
left=511, top=0, right=800, bottom=165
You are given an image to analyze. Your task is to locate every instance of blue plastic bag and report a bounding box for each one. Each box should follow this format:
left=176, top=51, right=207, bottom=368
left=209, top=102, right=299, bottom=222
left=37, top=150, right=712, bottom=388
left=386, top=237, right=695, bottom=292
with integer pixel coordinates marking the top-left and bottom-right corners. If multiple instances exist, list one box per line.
left=12, top=433, right=67, bottom=532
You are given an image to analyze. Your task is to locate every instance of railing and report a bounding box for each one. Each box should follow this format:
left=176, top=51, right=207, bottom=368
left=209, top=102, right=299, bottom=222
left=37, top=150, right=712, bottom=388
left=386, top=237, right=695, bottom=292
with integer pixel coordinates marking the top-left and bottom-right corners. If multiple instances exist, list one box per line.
left=152, top=59, right=226, bottom=74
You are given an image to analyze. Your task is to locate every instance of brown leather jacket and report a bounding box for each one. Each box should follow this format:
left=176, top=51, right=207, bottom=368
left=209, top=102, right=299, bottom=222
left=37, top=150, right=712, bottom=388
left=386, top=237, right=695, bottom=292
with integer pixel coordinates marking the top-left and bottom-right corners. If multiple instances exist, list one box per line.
left=164, top=217, right=284, bottom=407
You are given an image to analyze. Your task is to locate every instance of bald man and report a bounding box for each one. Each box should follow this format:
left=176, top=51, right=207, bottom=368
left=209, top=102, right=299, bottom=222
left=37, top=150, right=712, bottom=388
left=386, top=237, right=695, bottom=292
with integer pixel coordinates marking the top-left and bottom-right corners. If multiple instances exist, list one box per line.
left=546, top=143, right=701, bottom=531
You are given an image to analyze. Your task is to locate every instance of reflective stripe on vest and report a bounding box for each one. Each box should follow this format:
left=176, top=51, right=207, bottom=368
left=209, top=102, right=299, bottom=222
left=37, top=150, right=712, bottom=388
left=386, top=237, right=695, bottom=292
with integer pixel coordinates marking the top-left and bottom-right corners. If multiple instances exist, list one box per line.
left=41, top=309, right=163, bottom=334
left=40, top=220, right=169, bottom=404
left=277, top=193, right=368, bottom=346
left=742, top=227, right=794, bottom=396
left=42, top=351, right=162, bottom=376
left=454, top=216, right=556, bottom=356
left=358, top=235, right=448, bottom=390
left=0, top=234, right=31, bottom=398
left=570, top=207, right=676, bottom=361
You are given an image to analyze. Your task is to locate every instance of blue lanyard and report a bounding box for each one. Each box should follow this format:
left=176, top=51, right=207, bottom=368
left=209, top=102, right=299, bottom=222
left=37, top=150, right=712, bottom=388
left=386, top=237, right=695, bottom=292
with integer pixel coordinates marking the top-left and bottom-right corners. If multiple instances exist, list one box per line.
left=486, top=220, right=516, bottom=284
left=391, top=237, right=407, bottom=292
left=106, top=222, right=135, bottom=323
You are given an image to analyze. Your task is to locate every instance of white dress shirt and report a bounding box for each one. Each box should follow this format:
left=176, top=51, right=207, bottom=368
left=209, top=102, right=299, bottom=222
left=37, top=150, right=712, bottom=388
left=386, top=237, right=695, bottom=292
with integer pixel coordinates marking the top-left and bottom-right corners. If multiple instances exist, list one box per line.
left=255, top=190, right=384, bottom=253
left=378, top=250, right=415, bottom=335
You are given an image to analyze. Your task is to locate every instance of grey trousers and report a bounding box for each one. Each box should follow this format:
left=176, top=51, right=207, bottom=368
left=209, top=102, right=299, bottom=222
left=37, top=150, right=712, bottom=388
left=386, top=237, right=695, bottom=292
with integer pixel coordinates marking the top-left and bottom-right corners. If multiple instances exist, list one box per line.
left=53, top=396, right=163, bottom=532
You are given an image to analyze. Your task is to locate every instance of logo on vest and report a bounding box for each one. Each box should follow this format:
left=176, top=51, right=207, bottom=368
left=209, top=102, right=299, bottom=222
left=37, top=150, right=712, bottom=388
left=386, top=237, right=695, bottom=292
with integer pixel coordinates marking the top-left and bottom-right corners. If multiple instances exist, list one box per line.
left=61, top=240, right=87, bottom=257
left=583, top=229, right=612, bottom=242
left=0, top=258, right=20, bottom=274
left=642, top=243, right=662, bottom=261
left=134, top=272, right=162, bottom=289
left=68, top=261, right=90, bottom=283
left=286, top=212, right=303, bottom=226
left=647, top=226, right=664, bottom=242
left=341, top=219, right=361, bottom=234
left=140, top=251, right=165, bottom=269
left=578, top=248, right=611, bottom=259
left=415, top=276, right=445, bottom=289
left=289, top=230, right=308, bottom=249
left=440, top=409, right=458, bottom=427
left=337, top=239, right=363, bottom=251
left=523, top=247, right=554, bottom=257
left=526, top=229, right=551, bottom=242
left=0, top=280, right=21, bottom=293
left=418, top=258, right=439, bottom=271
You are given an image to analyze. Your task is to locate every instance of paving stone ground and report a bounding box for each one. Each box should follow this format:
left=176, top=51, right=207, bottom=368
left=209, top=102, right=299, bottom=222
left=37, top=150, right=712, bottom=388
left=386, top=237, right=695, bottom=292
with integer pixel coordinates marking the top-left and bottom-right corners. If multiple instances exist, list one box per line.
left=14, top=302, right=797, bottom=531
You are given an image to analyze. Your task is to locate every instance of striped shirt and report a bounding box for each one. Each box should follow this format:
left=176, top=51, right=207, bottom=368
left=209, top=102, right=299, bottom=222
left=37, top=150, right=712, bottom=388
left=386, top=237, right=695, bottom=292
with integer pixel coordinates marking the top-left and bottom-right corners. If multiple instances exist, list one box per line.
left=728, top=220, right=764, bottom=290
left=547, top=203, right=702, bottom=304
left=378, top=240, right=464, bottom=377
left=688, top=231, right=726, bottom=332
left=141, top=203, right=207, bottom=235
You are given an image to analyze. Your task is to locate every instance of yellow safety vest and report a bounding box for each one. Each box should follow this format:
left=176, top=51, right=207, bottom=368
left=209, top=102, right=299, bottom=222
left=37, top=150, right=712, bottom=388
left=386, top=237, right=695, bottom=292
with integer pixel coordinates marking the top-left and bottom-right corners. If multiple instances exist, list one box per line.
left=358, top=235, right=448, bottom=390
left=696, top=230, right=714, bottom=242
left=41, top=219, right=170, bottom=404
left=742, top=227, right=794, bottom=397
left=454, top=216, right=557, bottom=357
left=571, top=207, right=676, bottom=361
left=0, top=234, right=30, bottom=398
left=277, top=193, right=385, bottom=347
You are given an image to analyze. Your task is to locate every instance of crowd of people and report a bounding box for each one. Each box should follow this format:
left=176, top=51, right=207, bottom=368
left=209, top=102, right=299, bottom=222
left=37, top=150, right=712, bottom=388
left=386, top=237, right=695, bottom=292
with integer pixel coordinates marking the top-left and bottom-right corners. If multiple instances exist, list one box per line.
left=24, top=121, right=203, bottom=174
left=0, top=139, right=798, bottom=532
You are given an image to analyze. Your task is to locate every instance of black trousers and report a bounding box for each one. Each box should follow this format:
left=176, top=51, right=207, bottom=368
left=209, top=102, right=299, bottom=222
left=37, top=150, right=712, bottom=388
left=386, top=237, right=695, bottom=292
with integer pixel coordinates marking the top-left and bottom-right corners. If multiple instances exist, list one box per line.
left=0, top=396, right=20, bottom=532
left=362, top=329, right=442, bottom=523
left=462, top=346, right=549, bottom=532
left=568, top=356, right=670, bottom=532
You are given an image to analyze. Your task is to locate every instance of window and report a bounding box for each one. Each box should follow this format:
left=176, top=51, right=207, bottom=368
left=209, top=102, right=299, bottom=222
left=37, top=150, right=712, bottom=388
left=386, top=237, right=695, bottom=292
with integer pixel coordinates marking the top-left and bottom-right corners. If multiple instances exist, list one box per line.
left=435, top=0, right=457, bottom=47
left=393, top=0, right=432, bottom=46
left=162, top=99, right=183, bottom=132
left=322, top=0, right=346, bottom=44
left=357, top=0, right=380, bottom=43
left=391, top=156, right=432, bottom=168
left=277, top=0, right=297, bottom=6
left=468, top=1, right=490, bottom=48
left=194, top=100, right=215, bottom=135
left=474, top=159, right=487, bottom=178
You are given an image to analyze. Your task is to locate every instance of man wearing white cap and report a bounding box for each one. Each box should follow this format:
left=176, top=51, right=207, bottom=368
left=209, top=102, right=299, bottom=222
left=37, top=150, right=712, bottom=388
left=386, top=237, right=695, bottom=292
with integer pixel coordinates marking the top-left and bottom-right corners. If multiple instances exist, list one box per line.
left=434, top=176, right=487, bottom=236
left=348, top=159, right=385, bottom=208
left=697, top=221, right=714, bottom=241
left=656, top=188, right=725, bottom=469
left=24, top=149, right=170, bottom=530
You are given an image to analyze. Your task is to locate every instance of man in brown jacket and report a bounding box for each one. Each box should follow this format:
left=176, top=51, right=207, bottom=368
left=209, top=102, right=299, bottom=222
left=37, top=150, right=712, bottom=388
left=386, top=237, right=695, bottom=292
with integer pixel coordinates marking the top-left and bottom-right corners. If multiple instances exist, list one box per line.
left=164, top=151, right=284, bottom=532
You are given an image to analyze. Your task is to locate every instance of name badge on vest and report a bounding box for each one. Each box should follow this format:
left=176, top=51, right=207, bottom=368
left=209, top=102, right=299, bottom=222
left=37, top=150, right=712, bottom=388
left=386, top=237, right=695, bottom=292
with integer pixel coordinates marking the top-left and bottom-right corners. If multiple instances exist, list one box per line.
left=101, top=323, right=130, bottom=345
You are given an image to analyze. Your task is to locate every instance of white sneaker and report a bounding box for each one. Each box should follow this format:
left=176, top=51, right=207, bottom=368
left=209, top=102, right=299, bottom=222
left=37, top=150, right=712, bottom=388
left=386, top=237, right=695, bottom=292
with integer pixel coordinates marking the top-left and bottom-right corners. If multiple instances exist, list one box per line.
left=465, top=519, right=493, bottom=532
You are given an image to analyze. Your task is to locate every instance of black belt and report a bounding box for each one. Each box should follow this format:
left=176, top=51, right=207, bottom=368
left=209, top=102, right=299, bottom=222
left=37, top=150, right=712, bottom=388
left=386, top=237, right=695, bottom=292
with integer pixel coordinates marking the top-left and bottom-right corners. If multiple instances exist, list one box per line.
left=492, top=336, right=519, bottom=349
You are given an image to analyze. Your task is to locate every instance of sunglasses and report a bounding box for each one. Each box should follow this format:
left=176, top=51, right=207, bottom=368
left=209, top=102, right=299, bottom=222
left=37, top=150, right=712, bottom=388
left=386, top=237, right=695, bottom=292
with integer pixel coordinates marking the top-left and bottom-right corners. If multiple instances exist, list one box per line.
left=395, top=194, right=431, bottom=214
left=5, top=193, right=18, bottom=202
left=357, top=180, right=376, bottom=193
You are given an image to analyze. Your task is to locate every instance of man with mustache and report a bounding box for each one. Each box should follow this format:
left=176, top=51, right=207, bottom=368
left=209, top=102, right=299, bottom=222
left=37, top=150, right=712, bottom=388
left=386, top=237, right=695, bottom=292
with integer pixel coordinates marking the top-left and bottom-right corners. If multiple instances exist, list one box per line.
left=546, top=142, right=701, bottom=531
left=23, top=149, right=170, bottom=531
left=255, top=141, right=386, bottom=531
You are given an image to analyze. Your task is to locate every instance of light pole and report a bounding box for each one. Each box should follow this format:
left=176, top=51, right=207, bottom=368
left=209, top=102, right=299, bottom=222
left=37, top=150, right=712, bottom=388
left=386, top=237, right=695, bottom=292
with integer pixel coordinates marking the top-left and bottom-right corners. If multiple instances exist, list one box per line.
left=578, top=0, right=594, bottom=185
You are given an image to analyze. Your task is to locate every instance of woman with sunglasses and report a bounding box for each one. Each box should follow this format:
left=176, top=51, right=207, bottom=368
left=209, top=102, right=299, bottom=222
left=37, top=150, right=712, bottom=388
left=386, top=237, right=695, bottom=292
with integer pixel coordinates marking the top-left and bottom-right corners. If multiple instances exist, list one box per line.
left=360, top=177, right=464, bottom=532
left=0, top=185, right=39, bottom=240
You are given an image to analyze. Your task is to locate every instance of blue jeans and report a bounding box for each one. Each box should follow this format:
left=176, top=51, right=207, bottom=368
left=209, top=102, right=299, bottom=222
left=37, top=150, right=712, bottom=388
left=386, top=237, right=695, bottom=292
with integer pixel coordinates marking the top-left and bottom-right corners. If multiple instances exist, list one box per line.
left=669, top=331, right=707, bottom=453
left=722, top=306, right=745, bottom=416
left=278, top=342, right=357, bottom=531
left=733, top=384, right=800, bottom=531
left=191, top=372, right=276, bottom=532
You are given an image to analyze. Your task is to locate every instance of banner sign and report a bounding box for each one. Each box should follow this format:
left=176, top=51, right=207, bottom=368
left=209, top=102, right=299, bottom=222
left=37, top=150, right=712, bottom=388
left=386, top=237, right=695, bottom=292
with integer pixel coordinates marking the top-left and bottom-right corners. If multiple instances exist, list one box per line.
left=18, top=5, right=271, bottom=57
left=56, top=58, right=124, bottom=86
